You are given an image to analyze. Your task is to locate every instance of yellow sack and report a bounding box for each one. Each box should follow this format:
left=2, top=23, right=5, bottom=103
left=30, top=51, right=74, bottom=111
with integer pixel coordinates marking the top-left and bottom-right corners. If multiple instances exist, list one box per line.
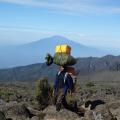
left=55, top=45, right=71, bottom=54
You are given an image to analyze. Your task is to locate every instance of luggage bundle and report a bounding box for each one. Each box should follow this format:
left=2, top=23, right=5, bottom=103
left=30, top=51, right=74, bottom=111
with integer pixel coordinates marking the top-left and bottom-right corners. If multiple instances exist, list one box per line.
left=45, top=45, right=76, bottom=66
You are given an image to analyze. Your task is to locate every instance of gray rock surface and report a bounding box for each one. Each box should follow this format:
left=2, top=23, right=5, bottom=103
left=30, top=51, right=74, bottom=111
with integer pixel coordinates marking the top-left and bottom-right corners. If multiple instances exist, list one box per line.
left=0, top=100, right=120, bottom=120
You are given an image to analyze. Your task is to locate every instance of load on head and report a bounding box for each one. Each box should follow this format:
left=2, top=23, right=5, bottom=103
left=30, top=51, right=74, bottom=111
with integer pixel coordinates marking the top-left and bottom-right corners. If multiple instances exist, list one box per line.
left=45, top=44, right=77, bottom=77
left=45, top=44, right=77, bottom=66
left=55, top=45, right=71, bottom=54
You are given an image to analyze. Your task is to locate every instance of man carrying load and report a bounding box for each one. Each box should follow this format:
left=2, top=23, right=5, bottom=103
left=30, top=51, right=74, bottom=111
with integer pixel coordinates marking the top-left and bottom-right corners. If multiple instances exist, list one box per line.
left=53, top=66, right=76, bottom=111
left=45, top=44, right=77, bottom=111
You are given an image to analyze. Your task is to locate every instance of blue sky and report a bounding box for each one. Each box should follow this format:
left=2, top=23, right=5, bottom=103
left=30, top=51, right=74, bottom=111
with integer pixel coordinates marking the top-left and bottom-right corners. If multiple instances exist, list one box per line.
left=0, top=0, right=120, bottom=48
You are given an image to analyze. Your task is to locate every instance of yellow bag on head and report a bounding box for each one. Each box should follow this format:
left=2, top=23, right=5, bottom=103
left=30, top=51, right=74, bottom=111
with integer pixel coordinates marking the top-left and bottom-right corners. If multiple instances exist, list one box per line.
left=55, top=45, right=71, bottom=54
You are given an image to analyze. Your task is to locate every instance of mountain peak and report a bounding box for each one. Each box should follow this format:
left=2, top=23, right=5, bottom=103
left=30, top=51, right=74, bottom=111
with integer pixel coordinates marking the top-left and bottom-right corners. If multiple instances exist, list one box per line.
left=0, top=35, right=109, bottom=68
left=49, top=35, right=70, bottom=40
left=27, top=35, right=70, bottom=46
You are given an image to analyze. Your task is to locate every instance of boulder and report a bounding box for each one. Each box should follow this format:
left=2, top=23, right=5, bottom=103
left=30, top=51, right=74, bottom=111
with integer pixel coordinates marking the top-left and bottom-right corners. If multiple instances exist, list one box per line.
left=43, top=106, right=82, bottom=120
left=6, top=103, right=33, bottom=120
left=0, top=111, right=6, bottom=120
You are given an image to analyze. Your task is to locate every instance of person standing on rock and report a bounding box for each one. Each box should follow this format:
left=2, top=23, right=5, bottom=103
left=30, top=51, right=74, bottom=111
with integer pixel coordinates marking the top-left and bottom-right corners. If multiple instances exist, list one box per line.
left=53, top=66, right=75, bottom=111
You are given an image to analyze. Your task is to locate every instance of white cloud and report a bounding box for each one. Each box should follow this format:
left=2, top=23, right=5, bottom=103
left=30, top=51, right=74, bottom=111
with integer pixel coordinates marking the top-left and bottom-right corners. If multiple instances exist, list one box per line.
left=0, top=0, right=120, bottom=14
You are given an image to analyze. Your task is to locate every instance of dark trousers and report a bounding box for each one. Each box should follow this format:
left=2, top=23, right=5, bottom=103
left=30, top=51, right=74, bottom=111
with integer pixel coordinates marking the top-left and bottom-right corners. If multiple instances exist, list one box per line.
left=54, top=89, right=66, bottom=105
left=54, top=89, right=77, bottom=112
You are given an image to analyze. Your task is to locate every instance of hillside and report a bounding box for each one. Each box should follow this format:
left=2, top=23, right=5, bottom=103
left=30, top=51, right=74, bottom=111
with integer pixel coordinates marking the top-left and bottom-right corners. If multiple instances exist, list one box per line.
left=0, top=77, right=120, bottom=120
left=0, top=55, right=120, bottom=81
left=0, top=35, right=108, bottom=68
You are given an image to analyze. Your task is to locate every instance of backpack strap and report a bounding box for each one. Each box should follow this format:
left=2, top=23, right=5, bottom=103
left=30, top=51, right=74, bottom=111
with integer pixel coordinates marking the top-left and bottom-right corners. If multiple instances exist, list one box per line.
left=57, top=71, right=68, bottom=84
left=64, top=72, right=68, bottom=83
left=57, top=71, right=61, bottom=76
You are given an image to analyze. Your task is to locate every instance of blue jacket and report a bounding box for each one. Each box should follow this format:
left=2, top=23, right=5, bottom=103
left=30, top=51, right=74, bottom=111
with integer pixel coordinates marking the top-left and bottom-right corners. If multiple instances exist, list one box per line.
left=54, top=71, right=74, bottom=96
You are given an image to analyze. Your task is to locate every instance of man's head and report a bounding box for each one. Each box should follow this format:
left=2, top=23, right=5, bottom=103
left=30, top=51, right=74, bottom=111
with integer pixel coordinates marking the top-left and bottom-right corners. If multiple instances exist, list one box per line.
left=60, top=66, right=67, bottom=72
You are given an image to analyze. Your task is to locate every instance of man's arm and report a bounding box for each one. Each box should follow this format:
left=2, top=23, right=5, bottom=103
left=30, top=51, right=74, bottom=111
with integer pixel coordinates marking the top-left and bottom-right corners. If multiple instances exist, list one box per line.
left=54, top=73, right=59, bottom=92
left=67, top=74, right=74, bottom=92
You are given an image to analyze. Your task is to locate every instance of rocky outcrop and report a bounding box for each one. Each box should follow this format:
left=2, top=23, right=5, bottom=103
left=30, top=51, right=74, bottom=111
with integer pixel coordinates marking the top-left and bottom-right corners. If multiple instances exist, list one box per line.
left=43, top=106, right=81, bottom=120
left=0, top=111, right=6, bottom=120
left=0, top=100, right=120, bottom=120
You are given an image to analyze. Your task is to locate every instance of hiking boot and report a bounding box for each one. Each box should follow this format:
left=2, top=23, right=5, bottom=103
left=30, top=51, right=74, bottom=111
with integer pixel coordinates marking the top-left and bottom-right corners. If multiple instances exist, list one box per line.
left=56, top=102, right=61, bottom=111
left=73, top=101, right=77, bottom=112
left=53, top=96, right=57, bottom=105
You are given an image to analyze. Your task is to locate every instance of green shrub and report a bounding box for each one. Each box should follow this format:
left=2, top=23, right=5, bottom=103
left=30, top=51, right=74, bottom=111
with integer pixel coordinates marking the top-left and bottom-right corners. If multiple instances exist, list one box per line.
left=35, top=78, right=53, bottom=110
left=86, top=81, right=95, bottom=88
left=0, top=88, right=14, bottom=102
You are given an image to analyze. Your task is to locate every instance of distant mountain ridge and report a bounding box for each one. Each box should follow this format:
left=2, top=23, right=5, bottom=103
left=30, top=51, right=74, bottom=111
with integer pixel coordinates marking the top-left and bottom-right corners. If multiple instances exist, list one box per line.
left=0, top=55, right=120, bottom=81
left=0, top=35, right=108, bottom=68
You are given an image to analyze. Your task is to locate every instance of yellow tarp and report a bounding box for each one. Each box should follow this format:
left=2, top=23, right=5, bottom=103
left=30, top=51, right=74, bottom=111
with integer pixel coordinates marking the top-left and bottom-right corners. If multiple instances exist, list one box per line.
left=55, top=45, right=71, bottom=54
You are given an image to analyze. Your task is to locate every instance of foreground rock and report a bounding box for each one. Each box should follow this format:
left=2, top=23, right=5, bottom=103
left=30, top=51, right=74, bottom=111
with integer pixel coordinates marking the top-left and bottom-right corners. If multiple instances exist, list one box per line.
left=0, top=100, right=120, bottom=120
left=6, top=103, right=33, bottom=120
left=0, top=111, right=6, bottom=120
left=43, top=106, right=81, bottom=120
